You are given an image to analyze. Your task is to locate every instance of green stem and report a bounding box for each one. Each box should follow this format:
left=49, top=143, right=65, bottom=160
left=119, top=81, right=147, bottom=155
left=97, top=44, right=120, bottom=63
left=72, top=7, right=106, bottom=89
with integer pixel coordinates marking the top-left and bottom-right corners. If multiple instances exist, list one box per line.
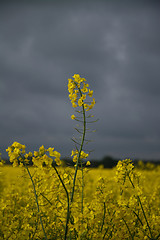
left=81, top=160, right=84, bottom=214
left=70, top=85, right=86, bottom=204
left=40, top=193, right=53, bottom=206
left=53, top=166, right=70, bottom=240
left=67, top=81, right=88, bottom=238
left=132, top=209, right=143, bottom=227
left=128, top=174, right=153, bottom=239
left=137, top=196, right=153, bottom=239
left=156, top=233, right=160, bottom=240
left=100, top=202, right=106, bottom=232
left=103, top=210, right=116, bottom=239
left=122, top=217, right=134, bottom=240
left=23, top=162, right=48, bottom=240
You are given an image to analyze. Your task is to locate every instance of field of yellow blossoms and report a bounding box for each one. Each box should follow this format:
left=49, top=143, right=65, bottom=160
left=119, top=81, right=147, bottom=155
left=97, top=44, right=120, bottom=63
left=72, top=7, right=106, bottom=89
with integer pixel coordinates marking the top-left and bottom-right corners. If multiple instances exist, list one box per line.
left=1, top=75, right=160, bottom=239
left=0, top=162, right=160, bottom=240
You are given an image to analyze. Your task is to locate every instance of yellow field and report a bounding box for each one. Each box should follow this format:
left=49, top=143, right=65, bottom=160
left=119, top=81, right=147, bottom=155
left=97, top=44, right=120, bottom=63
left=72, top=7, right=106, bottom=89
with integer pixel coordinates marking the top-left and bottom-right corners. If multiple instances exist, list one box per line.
left=1, top=163, right=160, bottom=240
left=1, top=76, right=160, bottom=239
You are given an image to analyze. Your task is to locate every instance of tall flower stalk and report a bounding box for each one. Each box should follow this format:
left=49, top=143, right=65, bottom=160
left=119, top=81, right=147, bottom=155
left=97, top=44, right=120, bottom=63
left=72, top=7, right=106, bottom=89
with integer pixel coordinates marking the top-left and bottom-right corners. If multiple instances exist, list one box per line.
left=6, top=74, right=96, bottom=240
left=63, top=74, right=95, bottom=238
left=68, top=74, right=95, bottom=204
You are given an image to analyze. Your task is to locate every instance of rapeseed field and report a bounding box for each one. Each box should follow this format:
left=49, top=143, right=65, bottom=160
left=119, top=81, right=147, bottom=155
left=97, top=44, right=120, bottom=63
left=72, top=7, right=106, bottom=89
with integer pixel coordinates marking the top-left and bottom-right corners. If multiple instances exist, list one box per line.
left=1, top=75, right=160, bottom=239
left=1, top=163, right=160, bottom=239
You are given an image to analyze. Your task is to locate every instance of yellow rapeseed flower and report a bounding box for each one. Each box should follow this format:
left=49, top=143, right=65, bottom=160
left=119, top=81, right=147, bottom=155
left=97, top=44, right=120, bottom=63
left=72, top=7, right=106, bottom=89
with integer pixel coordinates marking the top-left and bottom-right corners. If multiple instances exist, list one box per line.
left=72, top=102, right=77, bottom=108
left=86, top=161, right=91, bottom=166
left=80, top=151, right=88, bottom=159
left=71, top=150, right=79, bottom=156
left=73, top=155, right=78, bottom=163
left=71, top=115, right=76, bottom=120
left=88, top=89, right=93, bottom=97
left=78, top=98, right=83, bottom=107
left=50, top=150, right=61, bottom=159
left=34, top=151, right=39, bottom=157
left=39, top=145, right=45, bottom=155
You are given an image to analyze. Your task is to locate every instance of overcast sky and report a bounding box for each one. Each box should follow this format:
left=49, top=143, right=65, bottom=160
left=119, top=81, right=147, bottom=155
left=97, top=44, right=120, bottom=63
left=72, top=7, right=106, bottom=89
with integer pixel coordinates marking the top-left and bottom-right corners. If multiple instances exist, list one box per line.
left=1, top=1, right=160, bottom=161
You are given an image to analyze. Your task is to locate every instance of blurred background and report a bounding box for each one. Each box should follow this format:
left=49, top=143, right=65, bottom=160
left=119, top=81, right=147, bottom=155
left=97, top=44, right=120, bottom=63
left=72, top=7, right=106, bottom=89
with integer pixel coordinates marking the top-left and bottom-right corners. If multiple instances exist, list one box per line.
left=1, top=0, right=160, bottom=162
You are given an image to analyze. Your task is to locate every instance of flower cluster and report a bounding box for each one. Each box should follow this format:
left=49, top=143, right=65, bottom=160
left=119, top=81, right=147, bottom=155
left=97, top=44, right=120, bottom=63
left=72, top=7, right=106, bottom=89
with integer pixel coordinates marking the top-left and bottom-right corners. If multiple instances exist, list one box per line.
left=71, top=149, right=89, bottom=163
left=6, top=142, right=61, bottom=167
left=68, top=74, right=95, bottom=116
left=32, top=145, right=61, bottom=167
left=115, top=159, right=134, bottom=183
left=6, top=142, right=27, bottom=167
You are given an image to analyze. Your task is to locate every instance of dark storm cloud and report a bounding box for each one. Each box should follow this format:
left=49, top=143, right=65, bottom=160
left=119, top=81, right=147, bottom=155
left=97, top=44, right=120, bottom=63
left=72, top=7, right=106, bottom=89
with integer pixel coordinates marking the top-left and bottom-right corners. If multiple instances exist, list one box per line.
left=1, top=1, right=160, bottom=160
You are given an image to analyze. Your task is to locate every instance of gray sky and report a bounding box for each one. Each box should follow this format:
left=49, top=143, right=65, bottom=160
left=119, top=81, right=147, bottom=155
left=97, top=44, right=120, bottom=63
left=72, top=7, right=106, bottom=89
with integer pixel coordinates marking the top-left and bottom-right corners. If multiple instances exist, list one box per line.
left=1, top=1, right=160, bottom=161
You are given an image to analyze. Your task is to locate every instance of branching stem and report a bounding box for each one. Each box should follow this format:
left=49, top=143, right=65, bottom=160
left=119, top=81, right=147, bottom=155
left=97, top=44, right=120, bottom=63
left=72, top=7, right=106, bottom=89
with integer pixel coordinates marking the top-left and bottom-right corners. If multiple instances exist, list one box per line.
left=22, top=160, right=48, bottom=240
left=128, top=174, right=153, bottom=239
left=70, top=84, right=86, bottom=204
left=53, top=165, right=70, bottom=240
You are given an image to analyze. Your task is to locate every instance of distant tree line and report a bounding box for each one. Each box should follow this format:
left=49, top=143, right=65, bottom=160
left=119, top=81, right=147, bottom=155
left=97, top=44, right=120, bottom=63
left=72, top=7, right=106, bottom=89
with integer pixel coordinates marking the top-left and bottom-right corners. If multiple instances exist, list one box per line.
left=62, top=156, right=160, bottom=169
left=2, top=155, right=160, bottom=169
